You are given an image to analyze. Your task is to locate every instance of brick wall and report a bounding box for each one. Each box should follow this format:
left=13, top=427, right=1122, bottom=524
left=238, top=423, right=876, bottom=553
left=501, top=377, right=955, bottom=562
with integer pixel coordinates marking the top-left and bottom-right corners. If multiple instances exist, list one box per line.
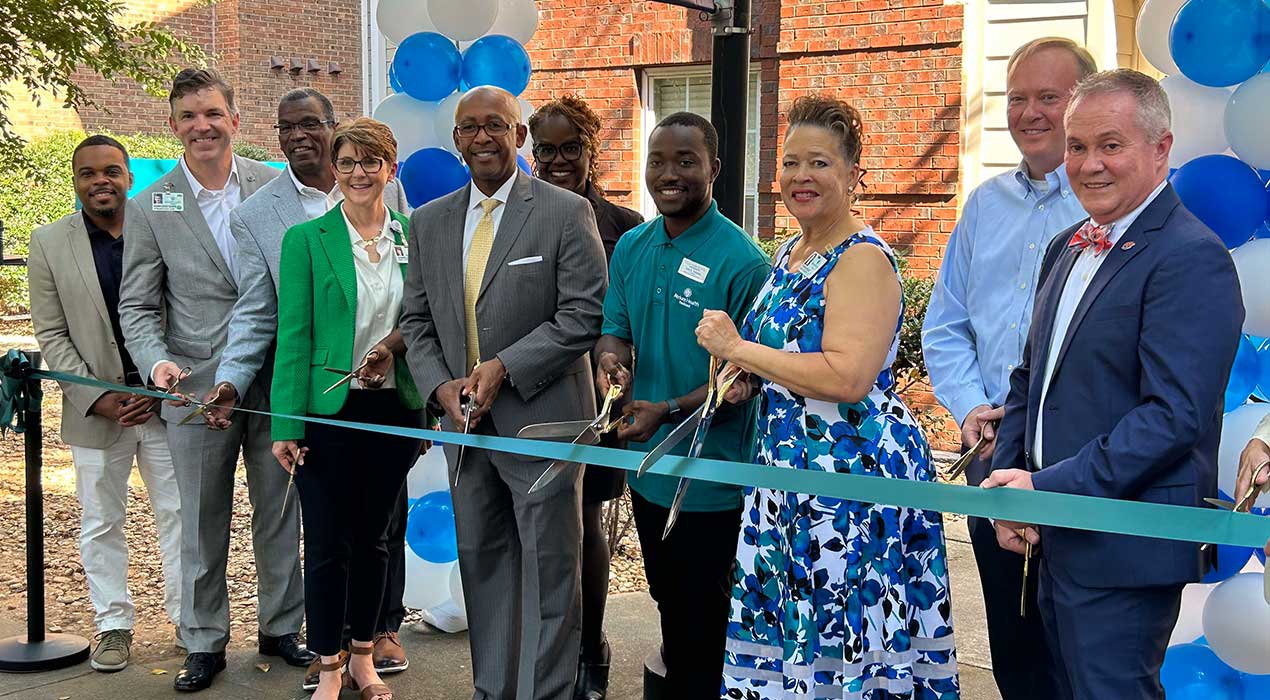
left=9, top=0, right=366, bottom=159
left=524, top=0, right=964, bottom=449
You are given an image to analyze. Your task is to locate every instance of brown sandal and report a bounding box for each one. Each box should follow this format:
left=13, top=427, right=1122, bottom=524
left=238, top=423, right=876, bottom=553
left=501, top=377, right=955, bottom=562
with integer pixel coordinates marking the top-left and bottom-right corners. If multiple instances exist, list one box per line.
left=347, top=645, right=394, bottom=700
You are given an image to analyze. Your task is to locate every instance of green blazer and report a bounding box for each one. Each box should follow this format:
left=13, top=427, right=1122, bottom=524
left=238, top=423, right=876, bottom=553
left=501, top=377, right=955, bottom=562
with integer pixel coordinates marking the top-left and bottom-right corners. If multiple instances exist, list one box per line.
left=271, top=204, right=422, bottom=441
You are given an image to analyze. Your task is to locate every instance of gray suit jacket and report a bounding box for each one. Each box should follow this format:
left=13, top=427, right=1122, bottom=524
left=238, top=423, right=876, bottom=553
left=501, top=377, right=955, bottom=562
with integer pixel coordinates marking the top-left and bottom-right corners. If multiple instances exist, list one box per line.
left=119, top=156, right=278, bottom=420
left=400, top=171, right=606, bottom=437
left=27, top=212, right=129, bottom=447
left=217, top=175, right=412, bottom=393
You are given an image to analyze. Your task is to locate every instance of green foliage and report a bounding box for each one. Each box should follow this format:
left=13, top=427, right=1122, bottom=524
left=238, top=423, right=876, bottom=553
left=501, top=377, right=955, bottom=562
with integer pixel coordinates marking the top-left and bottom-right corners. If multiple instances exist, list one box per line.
left=0, top=0, right=207, bottom=169
left=0, top=129, right=270, bottom=312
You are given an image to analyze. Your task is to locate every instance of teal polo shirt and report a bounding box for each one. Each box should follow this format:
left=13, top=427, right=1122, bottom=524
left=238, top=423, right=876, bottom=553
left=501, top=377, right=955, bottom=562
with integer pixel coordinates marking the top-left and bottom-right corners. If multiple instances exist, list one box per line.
left=602, top=201, right=771, bottom=512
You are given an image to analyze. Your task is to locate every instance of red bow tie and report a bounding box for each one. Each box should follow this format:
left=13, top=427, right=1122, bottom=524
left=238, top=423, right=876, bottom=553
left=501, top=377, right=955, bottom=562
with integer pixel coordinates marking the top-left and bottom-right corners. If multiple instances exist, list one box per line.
left=1068, top=221, right=1112, bottom=255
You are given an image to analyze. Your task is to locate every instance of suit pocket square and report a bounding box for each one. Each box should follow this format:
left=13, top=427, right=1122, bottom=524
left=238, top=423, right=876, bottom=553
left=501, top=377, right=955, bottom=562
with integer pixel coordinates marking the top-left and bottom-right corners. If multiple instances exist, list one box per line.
left=508, top=256, right=544, bottom=266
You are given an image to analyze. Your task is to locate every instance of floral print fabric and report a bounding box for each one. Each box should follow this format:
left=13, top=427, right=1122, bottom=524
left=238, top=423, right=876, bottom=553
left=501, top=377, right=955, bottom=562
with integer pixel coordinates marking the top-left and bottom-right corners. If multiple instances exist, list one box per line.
left=722, top=229, right=960, bottom=700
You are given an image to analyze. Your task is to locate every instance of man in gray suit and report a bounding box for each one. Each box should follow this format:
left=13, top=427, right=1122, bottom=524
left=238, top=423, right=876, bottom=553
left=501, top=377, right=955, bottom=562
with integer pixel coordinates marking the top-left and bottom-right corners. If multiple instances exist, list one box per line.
left=400, top=86, right=607, bottom=700
left=118, top=68, right=310, bottom=692
left=199, top=87, right=414, bottom=688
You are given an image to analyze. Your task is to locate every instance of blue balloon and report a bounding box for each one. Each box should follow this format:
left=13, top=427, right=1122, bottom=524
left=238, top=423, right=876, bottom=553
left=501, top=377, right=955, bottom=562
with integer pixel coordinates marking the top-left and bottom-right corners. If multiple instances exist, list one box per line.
left=398, top=148, right=471, bottom=208
left=1170, top=0, right=1270, bottom=87
left=388, top=64, right=403, bottom=93
left=1203, top=490, right=1255, bottom=583
left=1243, top=671, right=1270, bottom=696
left=405, top=490, right=458, bottom=563
left=1225, top=335, right=1260, bottom=411
left=1255, top=336, right=1270, bottom=399
left=1171, top=155, right=1269, bottom=248
left=462, top=35, right=532, bottom=96
left=516, top=154, right=531, bottom=175
left=1162, top=643, right=1243, bottom=699
left=393, top=32, right=462, bottom=102
left=1253, top=506, right=1269, bottom=564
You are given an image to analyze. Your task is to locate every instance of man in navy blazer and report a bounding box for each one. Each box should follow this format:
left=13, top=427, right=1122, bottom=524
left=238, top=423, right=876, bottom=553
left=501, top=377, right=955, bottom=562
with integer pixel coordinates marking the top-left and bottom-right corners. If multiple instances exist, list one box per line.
left=985, top=69, right=1244, bottom=699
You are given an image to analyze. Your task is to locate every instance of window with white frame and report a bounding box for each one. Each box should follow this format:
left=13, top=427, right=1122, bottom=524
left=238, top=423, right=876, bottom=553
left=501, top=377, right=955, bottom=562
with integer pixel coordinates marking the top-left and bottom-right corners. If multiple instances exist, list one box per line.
left=641, top=67, right=761, bottom=234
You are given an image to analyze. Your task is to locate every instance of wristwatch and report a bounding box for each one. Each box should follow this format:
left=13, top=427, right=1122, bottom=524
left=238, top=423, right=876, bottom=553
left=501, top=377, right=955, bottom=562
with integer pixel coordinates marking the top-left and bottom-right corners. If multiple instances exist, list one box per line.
left=665, top=398, right=682, bottom=417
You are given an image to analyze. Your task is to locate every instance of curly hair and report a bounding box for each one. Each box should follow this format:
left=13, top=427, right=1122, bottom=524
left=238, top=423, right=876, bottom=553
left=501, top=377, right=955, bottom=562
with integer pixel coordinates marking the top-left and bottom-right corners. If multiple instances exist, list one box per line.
left=786, top=94, right=865, bottom=165
left=528, top=94, right=603, bottom=186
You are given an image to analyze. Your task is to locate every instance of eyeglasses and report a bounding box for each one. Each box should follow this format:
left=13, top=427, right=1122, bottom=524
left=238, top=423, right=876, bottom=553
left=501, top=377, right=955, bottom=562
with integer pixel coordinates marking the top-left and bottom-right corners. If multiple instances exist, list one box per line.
left=532, top=141, right=585, bottom=162
left=274, top=119, right=334, bottom=135
left=334, top=157, right=385, bottom=174
left=454, top=120, right=512, bottom=139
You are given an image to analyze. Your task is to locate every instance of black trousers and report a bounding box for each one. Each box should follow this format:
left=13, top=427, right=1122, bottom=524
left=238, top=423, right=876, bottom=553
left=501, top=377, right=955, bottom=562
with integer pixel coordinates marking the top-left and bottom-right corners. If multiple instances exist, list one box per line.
left=296, top=390, right=423, bottom=656
left=965, top=449, right=1060, bottom=700
left=630, top=489, right=741, bottom=700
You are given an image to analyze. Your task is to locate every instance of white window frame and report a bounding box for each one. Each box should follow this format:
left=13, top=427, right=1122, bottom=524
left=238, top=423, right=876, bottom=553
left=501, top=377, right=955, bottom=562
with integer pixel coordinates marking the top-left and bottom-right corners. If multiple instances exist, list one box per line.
left=363, top=0, right=391, bottom=113
left=639, top=65, right=762, bottom=234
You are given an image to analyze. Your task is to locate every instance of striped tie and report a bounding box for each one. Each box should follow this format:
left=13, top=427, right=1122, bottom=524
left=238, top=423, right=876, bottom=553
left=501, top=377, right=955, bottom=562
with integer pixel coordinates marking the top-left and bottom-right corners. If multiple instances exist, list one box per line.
left=464, top=198, right=500, bottom=371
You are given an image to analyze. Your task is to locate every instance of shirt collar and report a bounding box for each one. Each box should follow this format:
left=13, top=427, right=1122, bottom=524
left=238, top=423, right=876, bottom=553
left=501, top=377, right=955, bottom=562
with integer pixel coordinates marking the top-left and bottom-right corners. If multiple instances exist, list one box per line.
left=340, top=202, right=394, bottom=248
left=1012, top=160, right=1072, bottom=200
left=468, top=173, right=517, bottom=213
left=1097, top=178, right=1169, bottom=244
left=81, top=211, right=113, bottom=240
left=287, top=165, right=327, bottom=199
left=179, top=155, right=239, bottom=198
left=656, top=200, right=723, bottom=256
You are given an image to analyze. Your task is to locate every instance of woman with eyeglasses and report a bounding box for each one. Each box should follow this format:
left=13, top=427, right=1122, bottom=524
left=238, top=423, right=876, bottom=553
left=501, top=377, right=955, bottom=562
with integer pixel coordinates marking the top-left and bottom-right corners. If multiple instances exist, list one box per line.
left=527, top=95, right=642, bottom=700
left=271, top=117, right=425, bottom=700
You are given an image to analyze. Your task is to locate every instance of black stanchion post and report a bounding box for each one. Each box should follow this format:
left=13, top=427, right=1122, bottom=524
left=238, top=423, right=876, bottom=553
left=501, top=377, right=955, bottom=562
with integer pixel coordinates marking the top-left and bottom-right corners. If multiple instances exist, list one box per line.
left=0, top=351, right=90, bottom=672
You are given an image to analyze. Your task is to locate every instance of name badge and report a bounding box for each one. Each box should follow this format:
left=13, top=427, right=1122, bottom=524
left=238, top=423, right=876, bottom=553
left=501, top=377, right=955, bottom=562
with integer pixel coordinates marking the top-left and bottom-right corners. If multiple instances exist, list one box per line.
left=677, top=258, right=710, bottom=284
left=798, top=251, right=827, bottom=277
left=151, top=192, right=184, bottom=212
left=393, top=244, right=409, bottom=263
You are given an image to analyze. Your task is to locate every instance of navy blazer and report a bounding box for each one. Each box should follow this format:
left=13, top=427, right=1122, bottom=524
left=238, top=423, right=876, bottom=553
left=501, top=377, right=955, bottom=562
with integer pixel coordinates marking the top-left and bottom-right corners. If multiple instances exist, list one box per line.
left=991, top=184, right=1244, bottom=589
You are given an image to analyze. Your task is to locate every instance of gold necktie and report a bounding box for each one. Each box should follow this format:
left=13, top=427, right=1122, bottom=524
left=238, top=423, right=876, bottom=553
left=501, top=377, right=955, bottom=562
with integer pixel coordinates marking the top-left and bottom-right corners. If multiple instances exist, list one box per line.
left=464, top=198, right=500, bottom=371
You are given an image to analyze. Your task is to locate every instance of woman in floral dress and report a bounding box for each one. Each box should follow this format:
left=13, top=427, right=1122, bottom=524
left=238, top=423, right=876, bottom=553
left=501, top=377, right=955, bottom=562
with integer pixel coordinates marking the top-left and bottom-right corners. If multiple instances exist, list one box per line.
left=696, top=95, right=959, bottom=700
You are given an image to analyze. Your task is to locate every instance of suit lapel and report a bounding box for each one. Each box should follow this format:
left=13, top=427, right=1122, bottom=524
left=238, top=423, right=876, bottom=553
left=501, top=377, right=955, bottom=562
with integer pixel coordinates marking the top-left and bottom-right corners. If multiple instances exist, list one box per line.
left=167, top=164, right=236, bottom=286
left=478, top=172, right=534, bottom=298
left=443, top=188, right=470, bottom=329
left=316, top=205, right=358, bottom=312
left=235, top=155, right=267, bottom=199
left=66, top=215, right=112, bottom=328
left=272, top=176, right=307, bottom=231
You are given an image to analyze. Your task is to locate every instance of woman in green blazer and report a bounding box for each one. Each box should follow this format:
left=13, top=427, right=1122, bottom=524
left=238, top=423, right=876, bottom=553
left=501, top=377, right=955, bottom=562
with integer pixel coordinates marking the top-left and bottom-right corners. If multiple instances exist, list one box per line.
left=270, top=117, right=421, bottom=700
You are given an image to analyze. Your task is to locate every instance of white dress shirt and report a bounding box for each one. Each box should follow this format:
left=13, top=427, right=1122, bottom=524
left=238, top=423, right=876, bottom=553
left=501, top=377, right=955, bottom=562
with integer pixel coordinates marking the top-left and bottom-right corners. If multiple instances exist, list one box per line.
left=1033, top=179, right=1169, bottom=469
left=179, top=156, right=242, bottom=280
left=462, top=174, right=517, bottom=268
left=287, top=165, right=330, bottom=221
left=342, top=204, right=403, bottom=390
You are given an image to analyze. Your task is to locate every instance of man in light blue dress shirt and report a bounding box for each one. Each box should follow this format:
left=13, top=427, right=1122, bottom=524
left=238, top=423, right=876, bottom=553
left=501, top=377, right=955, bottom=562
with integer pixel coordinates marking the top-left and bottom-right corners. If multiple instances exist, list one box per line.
left=921, top=37, right=1095, bottom=700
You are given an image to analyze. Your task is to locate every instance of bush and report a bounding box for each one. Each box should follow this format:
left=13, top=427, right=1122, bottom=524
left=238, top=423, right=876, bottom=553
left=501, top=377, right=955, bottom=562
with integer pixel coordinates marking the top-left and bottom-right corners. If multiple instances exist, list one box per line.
left=0, top=130, right=271, bottom=312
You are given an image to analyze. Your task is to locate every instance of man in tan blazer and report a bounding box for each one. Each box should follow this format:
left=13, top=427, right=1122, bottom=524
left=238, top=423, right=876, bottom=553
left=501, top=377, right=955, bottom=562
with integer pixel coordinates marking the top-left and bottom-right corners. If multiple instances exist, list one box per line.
left=27, top=135, right=183, bottom=674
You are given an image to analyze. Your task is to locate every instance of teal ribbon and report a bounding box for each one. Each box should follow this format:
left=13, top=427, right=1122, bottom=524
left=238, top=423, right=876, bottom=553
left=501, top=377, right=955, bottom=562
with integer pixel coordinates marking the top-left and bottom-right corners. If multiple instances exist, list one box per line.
left=24, top=364, right=1270, bottom=550
left=0, top=350, right=41, bottom=435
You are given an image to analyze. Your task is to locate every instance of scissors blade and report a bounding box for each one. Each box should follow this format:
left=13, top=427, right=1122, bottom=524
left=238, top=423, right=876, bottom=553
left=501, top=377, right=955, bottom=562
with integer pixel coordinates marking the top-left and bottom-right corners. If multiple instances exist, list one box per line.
left=176, top=404, right=209, bottom=426
left=323, top=366, right=353, bottom=376
left=517, top=420, right=601, bottom=440
left=453, top=399, right=475, bottom=487
left=662, top=401, right=721, bottom=540
left=662, top=477, right=692, bottom=540
left=527, top=425, right=601, bottom=494
left=946, top=433, right=988, bottom=481
left=1205, top=497, right=1238, bottom=510
left=322, top=358, right=371, bottom=395
left=636, top=404, right=705, bottom=478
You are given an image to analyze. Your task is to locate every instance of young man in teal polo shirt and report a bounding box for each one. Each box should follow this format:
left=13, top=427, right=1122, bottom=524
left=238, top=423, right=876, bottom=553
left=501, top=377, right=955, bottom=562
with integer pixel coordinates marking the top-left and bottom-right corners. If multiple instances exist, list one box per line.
left=595, top=112, right=769, bottom=698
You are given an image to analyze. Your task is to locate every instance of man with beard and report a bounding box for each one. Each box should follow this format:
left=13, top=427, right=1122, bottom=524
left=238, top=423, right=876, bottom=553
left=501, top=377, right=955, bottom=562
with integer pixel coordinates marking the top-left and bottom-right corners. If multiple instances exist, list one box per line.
left=118, top=68, right=291, bottom=692
left=593, top=112, right=769, bottom=697
left=28, top=135, right=183, bottom=674
left=400, top=85, right=607, bottom=700
left=199, top=88, right=414, bottom=689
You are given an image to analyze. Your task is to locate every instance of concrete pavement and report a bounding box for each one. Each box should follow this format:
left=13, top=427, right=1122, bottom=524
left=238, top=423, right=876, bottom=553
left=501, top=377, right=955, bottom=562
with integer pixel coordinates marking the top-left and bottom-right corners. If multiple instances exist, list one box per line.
left=0, top=520, right=1001, bottom=699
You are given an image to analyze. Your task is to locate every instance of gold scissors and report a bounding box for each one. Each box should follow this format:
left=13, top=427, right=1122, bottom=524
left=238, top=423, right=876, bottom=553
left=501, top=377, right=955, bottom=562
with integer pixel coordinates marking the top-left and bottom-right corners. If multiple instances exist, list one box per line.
left=527, top=381, right=625, bottom=494
left=1204, top=460, right=1270, bottom=512
left=662, top=357, right=742, bottom=539
left=946, top=431, right=990, bottom=481
left=322, top=355, right=373, bottom=395
left=176, top=382, right=229, bottom=426
left=147, top=366, right=192, bottom=412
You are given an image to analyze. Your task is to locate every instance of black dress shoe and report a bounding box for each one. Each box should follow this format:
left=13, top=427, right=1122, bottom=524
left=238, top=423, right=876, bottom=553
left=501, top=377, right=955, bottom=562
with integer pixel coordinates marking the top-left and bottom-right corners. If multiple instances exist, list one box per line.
left=575, top=638, right=611, bottom=700
left=174, top=652, right=226, bottom=692
left=258, top=632, right=318, bottom=667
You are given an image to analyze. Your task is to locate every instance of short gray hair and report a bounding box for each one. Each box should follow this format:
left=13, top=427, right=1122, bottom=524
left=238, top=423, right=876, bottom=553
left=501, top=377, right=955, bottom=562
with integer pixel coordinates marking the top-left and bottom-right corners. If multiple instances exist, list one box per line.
left=279, top=87, right=335, bottom=122
left=1007, top=37, right=1098, bottom=82
left=1066, top=69, right=1172, bottom=143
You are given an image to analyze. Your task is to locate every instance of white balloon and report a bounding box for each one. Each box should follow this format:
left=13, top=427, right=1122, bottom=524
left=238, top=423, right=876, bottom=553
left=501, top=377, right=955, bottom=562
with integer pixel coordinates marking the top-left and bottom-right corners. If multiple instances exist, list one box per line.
left=1203, top=573, right=1270, bottom=674
left=1171, top=583, right=1218, bottom=646
left=486, top=0, right=540, bottom=45
left=428, top=0, right=497, bottom=41
left=433, top=90, right=465, bottom=155
left=402, top=550, right=452, bottom=611
left=376, top=0, right=437, bottom=46
left=1226, top=74, right=1270, bottom=170
left=1232, top=239, right=1270, bottom=338
left=406, top=448, right=450, bottom=499
left=517, top=96, right=534, bottom=159
left=1218, top=402, right=1270, bottom=506
left=1136, top=0, right=1187, bottom=75
left=372, top=93, right=444, bottom=160
left=1161, top=75, right=1233, bottom=168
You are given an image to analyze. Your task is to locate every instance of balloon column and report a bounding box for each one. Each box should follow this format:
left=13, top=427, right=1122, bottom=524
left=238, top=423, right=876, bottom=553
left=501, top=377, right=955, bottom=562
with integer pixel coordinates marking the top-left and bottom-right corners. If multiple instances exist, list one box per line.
left=372, top=0, right=539, bottom=210
left=1138, top=0, right=1270, bottom=691
left=373, top=0, right=541, bottom=628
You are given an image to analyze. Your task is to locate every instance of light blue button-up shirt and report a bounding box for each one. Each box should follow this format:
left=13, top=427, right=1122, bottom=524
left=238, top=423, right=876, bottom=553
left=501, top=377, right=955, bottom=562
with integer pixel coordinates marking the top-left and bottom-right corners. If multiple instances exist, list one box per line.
left=922, top=162, right=1088, bottom=427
